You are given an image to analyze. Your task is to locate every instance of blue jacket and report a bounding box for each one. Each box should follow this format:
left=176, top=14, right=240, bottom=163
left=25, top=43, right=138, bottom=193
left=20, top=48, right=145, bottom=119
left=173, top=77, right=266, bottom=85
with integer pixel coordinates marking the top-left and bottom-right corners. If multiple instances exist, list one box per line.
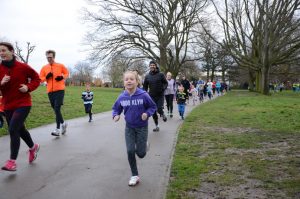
left=112, top=88, right=157, bottom=128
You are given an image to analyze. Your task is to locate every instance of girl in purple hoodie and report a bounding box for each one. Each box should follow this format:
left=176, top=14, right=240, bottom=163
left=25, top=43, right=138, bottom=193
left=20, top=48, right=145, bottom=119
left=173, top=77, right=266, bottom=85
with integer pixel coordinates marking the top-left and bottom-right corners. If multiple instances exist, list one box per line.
left=112, top=71, right=157, bottom=186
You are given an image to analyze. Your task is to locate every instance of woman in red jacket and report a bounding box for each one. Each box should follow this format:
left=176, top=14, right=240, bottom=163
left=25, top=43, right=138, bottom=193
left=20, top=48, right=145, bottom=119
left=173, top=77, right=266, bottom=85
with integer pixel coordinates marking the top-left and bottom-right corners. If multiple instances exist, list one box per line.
left=0, top=42, right=41, bottom=171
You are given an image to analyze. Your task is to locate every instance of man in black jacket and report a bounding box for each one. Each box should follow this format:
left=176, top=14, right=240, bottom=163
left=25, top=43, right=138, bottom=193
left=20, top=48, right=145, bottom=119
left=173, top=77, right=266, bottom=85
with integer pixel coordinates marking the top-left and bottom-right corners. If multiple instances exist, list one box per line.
left=143, top=61, right=168, bottom=132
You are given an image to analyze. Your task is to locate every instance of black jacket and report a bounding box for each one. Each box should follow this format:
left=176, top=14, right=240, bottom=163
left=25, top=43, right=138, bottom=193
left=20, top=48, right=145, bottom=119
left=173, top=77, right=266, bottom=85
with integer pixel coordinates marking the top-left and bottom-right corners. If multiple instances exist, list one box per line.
left=143, top=70, right=168, bottom=97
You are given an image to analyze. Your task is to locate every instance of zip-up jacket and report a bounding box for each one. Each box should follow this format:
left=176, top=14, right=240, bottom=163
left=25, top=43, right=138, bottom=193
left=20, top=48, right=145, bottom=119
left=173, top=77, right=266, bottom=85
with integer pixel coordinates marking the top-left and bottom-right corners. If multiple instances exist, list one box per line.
left=143, top=69, right=168, bottom=97
left=0, top=60, right=41, bottom=110
left=164, top=79, right=176, bottom=95
left=112, top=88, right=157, bottom=128
left=40, top=62, right=69, bottom=93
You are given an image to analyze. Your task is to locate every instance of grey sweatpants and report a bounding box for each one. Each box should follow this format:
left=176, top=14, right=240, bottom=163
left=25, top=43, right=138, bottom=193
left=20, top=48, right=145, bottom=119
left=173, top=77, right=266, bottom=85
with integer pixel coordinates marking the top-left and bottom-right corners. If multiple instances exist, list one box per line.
left=125, top=125, right=148, bottom=176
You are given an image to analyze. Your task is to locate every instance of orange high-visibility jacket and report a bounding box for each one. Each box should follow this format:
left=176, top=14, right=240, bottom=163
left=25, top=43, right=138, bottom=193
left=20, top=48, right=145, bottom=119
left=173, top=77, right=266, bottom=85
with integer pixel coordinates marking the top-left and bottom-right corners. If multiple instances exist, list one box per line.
left=40, top=62, right=69, bottom=93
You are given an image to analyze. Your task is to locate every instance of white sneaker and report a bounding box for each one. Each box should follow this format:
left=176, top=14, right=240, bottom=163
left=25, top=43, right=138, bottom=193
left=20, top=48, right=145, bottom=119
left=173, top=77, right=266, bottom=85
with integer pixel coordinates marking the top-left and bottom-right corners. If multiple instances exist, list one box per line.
left=61, top=122, right=67, bottom=134
left=128, top=176, right=140, bottom=186
left=51, top=129, right=61, bottom=136
left=146, top=141, right=150, bottom=152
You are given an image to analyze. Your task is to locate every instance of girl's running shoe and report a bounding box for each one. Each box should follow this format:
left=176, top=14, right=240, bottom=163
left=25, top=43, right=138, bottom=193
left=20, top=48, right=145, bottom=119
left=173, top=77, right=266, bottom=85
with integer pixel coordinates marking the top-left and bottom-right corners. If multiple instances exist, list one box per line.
left=1, top=160, right=17, bottom=171
left=29, top=143, right=40, bottom=163
left=128, top=176, right=140, bottom=186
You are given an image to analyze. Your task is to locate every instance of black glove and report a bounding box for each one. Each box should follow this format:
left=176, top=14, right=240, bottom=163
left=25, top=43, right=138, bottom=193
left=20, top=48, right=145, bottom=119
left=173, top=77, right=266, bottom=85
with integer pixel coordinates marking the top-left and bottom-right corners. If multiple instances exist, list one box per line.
left=55, top=76, right=64, bottom=81
left=46, top=72, right=53, bottom=79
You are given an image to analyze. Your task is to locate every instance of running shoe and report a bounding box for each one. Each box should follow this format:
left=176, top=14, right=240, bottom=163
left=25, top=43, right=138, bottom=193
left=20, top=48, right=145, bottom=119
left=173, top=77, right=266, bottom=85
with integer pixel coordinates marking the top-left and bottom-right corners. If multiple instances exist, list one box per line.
left=162, top=114, right=167, bottom=122
left=128, top=176, right=140, bottom=186
left=153, top=126, right=160, bottom=132
left=146, top=141, right=150, bottom=152
left=29, top=143, right=40, bottom=163
left=1, top=160, right=17, bottom=171
left=51, top=129, right=61, bottom=136
left=61, top=122, right=67, bottom=134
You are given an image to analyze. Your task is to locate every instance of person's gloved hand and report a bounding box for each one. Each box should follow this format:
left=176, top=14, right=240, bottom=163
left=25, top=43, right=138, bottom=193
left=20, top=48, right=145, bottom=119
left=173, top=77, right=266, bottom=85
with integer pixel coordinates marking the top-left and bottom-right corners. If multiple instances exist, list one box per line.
left=46, top=72, right=53, bottom=79
left=55, top=76, right=64, bottom=81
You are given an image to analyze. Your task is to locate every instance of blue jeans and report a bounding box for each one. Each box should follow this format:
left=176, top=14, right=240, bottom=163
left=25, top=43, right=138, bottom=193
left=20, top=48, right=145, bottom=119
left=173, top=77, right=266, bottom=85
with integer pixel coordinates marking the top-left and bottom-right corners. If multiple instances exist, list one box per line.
left=125, top=125, right=148, bottom=176
left=178, top=103, right=186, bottom=116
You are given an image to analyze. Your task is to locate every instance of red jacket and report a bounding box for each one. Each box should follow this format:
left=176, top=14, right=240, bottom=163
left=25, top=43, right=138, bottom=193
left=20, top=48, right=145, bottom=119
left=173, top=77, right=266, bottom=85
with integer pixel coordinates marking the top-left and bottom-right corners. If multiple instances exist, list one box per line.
left=0, top=60, right=41, bottom=110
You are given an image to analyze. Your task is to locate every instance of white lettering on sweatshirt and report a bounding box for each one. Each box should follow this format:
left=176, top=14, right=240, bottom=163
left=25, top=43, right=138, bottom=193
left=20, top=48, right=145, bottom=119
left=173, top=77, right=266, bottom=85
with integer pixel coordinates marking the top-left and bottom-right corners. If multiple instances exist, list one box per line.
left=120, top=99, right=144, bottom=107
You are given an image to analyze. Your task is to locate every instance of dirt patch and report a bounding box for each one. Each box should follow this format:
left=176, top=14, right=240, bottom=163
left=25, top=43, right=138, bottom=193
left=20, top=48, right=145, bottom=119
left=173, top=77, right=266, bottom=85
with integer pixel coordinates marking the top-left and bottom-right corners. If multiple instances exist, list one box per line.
left=188, top=127, right=299, bottom=199
left=188, top=170, right=289, bottom=199
left=202, top=126, right=260, bottom=134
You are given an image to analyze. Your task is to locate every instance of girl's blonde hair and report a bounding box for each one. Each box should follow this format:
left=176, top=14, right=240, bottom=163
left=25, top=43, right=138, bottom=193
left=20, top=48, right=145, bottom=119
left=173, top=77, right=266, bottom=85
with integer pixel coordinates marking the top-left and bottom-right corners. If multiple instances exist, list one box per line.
left=166, top=72, right=172, bottom=76
left=124, top=71, right=140, bottom=84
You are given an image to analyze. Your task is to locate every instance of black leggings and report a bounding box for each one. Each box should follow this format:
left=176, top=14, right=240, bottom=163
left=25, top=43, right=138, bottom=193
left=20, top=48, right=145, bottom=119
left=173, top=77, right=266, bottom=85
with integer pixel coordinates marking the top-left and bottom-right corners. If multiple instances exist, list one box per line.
left=151, top=95, right=165, bottom=126
left=165, top=94, right=174, bottom=113
left=48, top=90, right=65, bottom=129
left=84, top=104, right=93, bottom=119
left=5, top=106, right=34, bottom=160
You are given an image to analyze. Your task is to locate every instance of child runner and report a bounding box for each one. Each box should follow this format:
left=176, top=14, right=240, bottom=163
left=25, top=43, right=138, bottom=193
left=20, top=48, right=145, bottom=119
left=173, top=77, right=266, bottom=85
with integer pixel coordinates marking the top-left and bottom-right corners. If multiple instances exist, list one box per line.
left=0, top=42, right=40, bottom=171
left=189, top=84, right=198, bottom=105
left=176, top=86, right=187, bottom=120
left=112, top=71, right=157, bottom=186
left=81, top=83, right=94, bottom=122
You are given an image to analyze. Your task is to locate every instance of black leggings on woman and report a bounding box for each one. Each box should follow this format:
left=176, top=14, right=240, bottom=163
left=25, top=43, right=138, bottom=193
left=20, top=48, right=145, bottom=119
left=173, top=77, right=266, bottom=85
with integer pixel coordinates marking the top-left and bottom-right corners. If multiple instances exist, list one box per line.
left=5, top=106, right=34, bottom=160
left=165, top=94, right=174, bottom=114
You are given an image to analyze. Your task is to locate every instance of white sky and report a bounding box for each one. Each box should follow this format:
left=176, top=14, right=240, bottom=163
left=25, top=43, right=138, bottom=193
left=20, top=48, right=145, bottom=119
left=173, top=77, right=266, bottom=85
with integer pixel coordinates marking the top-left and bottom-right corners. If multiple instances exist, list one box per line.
left=0, top=0, right=89, bottom=72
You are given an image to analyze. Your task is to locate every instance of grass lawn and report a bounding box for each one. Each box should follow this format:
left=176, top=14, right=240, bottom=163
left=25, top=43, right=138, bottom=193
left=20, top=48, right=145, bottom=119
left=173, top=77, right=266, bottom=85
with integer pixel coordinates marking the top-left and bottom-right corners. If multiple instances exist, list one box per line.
left=0, top=86, right=122, bottom=136
left=166, top=90, right=300, bottom=199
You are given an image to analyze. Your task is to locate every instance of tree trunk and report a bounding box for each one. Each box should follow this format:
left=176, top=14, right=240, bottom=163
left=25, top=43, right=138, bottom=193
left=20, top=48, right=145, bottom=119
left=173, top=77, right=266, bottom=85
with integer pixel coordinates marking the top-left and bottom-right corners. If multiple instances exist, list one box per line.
left=260, top=66, right=270, bottom=95
left=206, top=69, right=210, bottom=81
left=159, top=46, right=168, bottom=73
left=256, top=70, right=261, bottom=92
left=211, top=69, right=215, bottom=81
left=248, top=69, right=256, bottom=91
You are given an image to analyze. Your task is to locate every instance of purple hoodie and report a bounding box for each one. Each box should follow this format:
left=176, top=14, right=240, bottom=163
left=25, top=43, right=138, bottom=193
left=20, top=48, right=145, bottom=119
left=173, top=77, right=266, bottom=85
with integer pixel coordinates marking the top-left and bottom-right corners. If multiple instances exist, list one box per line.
left=112, top=88, right=157, bottom=128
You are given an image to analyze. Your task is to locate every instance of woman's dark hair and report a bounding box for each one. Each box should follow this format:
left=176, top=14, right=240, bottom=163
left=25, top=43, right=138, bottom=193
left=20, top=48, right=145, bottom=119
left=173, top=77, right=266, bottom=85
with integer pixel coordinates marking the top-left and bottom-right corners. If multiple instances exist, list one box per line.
left=0, top=42, right=14, bottom=52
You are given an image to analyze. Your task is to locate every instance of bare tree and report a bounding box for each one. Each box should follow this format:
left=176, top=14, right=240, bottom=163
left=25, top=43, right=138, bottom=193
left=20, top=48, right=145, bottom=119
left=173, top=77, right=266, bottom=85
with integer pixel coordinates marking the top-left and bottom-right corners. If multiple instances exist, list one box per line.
left=82, top=0, right=208, bottom=74
left=72, top=61, right=96, bottom=85
left=203, top=0, right=300, bottom=94
left=15, top=42, right=35, bottom=64
left=103, top=53, right=130, bottom=87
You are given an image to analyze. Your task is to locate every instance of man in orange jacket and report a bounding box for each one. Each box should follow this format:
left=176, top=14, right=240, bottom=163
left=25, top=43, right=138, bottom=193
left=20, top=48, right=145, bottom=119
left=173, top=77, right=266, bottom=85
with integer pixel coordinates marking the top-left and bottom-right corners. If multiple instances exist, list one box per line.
left=40, top=50, right=69, bottom=136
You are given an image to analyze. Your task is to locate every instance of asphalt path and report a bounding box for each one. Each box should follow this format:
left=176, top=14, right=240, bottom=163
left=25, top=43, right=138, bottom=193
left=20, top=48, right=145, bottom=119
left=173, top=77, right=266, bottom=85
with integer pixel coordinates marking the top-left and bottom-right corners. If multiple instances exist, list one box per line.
left=0, top=100, right=201, bottom=199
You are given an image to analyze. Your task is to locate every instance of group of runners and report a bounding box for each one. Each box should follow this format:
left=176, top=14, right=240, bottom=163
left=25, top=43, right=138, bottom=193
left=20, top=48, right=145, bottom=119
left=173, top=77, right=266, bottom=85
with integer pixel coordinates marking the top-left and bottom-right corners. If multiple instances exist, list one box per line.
left=0, top=41, right=221, bottom=187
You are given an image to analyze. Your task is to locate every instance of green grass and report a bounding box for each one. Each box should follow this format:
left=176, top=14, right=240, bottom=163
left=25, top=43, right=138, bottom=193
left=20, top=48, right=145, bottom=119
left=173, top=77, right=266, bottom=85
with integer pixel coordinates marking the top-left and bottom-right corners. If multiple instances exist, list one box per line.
left=0, top=86, right=122, bottom=136
left=166, top=91, right=300, bottom=199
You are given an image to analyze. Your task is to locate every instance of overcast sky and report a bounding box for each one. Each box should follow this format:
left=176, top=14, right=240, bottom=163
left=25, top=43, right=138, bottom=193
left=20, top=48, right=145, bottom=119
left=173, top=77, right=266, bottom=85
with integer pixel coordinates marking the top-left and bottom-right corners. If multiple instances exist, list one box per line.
left=0, top=0, right=89, bottom=72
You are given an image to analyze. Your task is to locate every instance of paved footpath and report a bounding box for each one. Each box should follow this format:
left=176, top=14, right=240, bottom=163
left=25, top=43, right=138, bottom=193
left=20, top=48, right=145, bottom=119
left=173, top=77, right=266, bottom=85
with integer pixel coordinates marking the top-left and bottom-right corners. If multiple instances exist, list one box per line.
left=0, top=101, right=203, bottom=199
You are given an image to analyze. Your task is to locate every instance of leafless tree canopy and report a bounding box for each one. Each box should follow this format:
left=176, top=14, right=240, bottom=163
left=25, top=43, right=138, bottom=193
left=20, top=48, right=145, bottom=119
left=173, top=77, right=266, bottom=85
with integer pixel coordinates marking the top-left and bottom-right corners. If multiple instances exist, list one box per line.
left=70, top=61, right=96, bottom=85
left=204, top=0, right=300, bottom=94
left=15, top=42, right=35, bottom=64
left=82, top=0, right=208, bottom=75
